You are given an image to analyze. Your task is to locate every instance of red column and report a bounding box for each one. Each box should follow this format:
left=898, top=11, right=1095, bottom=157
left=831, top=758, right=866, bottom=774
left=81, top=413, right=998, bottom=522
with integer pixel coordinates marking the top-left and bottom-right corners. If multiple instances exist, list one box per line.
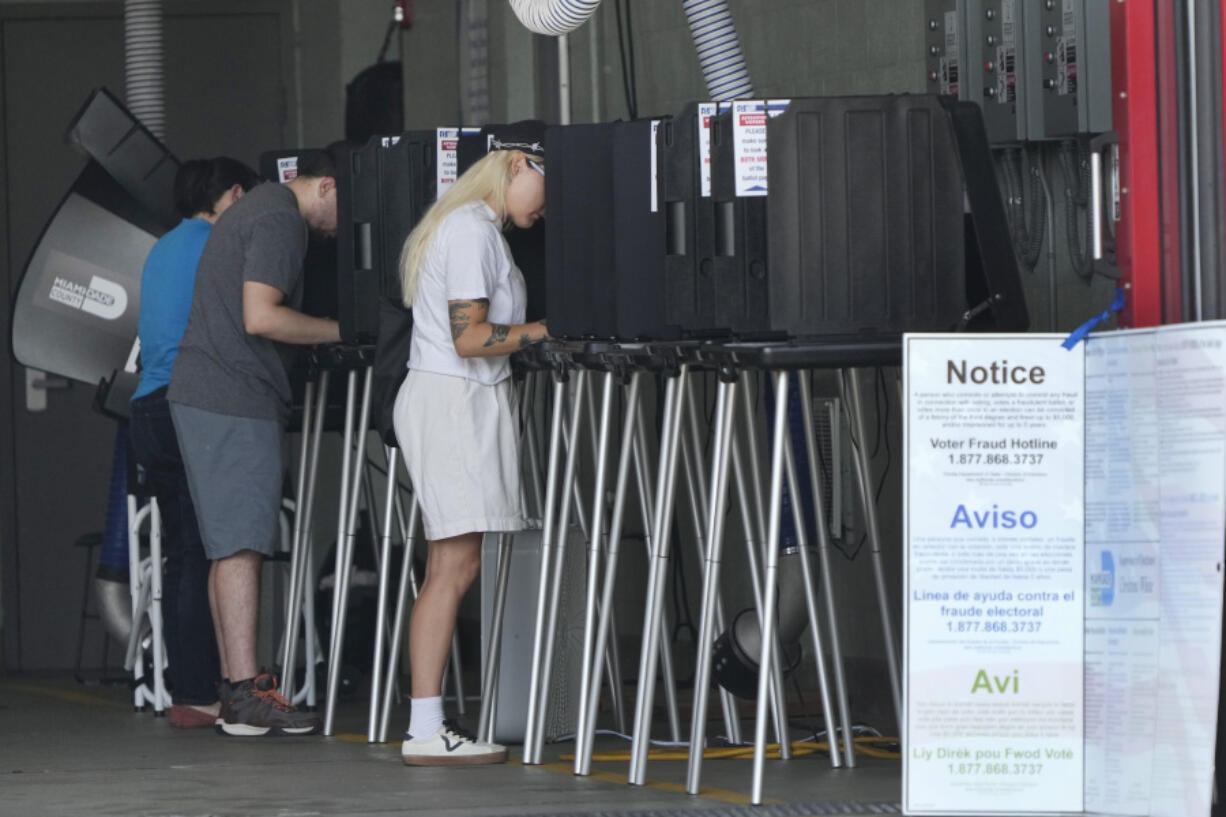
left=1111, top=0, right=1165, bottom=327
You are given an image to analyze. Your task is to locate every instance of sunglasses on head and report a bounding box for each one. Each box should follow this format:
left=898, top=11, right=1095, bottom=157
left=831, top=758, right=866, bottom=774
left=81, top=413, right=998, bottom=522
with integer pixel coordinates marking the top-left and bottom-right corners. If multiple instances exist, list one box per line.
left=526, top=159, right=545, bottom=177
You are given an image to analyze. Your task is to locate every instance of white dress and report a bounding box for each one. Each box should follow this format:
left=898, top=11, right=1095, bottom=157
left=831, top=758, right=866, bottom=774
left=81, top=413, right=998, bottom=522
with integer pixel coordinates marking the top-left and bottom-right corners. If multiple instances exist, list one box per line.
left=392, top=201, right=526, bottom=541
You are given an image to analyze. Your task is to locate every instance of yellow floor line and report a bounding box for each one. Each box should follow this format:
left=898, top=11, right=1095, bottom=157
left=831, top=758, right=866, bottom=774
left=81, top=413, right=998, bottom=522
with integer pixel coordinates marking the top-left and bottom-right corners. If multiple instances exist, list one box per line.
left=1, top=682, right=131, bottom=710
left=526, top=760, right=763, bottom=807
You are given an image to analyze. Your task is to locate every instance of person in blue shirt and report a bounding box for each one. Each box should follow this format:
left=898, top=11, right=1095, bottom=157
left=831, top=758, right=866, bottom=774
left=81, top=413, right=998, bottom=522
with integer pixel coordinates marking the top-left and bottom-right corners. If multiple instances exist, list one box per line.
left=129, top=157, right=261, bottom=728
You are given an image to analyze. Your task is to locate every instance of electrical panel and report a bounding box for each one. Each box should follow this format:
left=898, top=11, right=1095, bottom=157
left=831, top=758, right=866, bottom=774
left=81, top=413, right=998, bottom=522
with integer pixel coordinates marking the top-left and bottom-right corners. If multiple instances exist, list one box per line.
left=928, top=0, right=1111, bottom=141
left=1036, top=0, right=1112, bottom=136
left=924, top=0, right=964, bottom=100
left=963, top=0, right=1046, bottom=143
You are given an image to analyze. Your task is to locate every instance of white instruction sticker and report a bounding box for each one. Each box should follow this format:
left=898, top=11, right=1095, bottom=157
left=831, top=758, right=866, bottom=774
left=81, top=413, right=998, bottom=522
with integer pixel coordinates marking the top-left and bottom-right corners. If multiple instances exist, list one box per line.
left=436, top=127, right=461, bottom=196
left=732, top=99, right=789, bottom=198
left=276, top=156, right=298, bottom=183
left=698, top=102, right=716, bottom=198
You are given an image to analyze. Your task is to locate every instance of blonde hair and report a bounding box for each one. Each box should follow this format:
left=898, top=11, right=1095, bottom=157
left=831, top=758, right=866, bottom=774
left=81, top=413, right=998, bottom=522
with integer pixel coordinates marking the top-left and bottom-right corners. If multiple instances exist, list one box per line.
left=399, top=149, right=544, bottom=307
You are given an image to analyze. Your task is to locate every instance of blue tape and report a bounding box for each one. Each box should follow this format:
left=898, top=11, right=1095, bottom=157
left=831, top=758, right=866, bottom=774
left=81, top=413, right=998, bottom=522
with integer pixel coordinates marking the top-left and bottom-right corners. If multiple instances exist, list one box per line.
left=1061, top=287, right=1128, bottom=350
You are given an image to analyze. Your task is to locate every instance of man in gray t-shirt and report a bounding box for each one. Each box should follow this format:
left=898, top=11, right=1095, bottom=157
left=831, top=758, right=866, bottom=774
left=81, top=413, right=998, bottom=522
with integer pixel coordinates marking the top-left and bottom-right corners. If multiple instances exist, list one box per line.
left=169, top=147, right=341, bottom=737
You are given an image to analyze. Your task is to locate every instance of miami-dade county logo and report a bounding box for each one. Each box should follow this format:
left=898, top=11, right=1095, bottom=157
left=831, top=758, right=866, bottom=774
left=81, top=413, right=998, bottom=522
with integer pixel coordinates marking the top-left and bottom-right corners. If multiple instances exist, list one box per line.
left=48, top=274, right=128, bottom=321
left=1089, top=550, right=1115, bottom=607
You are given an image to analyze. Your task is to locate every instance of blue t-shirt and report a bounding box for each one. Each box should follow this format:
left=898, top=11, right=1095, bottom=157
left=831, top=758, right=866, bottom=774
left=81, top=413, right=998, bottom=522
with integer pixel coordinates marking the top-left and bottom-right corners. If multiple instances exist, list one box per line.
left=132, top=218, right=212, bottom=400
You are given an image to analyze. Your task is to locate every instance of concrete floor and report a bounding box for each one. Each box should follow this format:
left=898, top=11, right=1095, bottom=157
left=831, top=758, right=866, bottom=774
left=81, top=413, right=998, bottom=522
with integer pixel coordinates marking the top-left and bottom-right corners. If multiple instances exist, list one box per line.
left=0, top=674, right=906, bottom=817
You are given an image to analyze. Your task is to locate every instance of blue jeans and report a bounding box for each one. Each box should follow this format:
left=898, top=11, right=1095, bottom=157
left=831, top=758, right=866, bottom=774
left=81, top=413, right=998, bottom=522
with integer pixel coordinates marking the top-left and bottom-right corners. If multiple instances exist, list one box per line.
left=130, top=386, right=220, bottom=705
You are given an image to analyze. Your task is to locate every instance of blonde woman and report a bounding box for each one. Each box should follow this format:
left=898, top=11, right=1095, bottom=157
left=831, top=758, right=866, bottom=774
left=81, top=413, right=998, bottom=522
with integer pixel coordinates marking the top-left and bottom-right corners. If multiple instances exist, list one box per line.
left=394, top=145, right=549, bottom=765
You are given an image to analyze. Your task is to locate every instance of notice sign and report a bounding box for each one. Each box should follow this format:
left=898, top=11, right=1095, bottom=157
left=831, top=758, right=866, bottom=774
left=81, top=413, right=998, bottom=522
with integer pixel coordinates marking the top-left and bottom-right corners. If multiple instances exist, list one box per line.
left=904, top=334, right=1085, bottom=814
left=732, top=99, right=789, bottom=197
left=905, top=325, right=1226, bottom=817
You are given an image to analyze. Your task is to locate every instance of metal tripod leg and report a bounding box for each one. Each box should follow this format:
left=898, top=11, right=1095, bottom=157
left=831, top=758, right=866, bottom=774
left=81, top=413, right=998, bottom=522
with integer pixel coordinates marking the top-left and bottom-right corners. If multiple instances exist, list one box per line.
left=629, top=366, right=689, bottom=786
left=528, top=371, right=589, bottom=764
left=798, top=374, right=855, bottom=767
left=281, top=379, right=314, bottom=688
left=378, top=489, right=421, bottom=743
left=576, top=372, right=630, bottom=739
left=679, top=374, right=743, bottom=747
left=629, top=390, right=684, bottom=749
left=752, top=371, right=790, bottom=805
left=300, top=534, right=321, bottom=709
left=367, top=445, right=399, bottom=742
left=840, top=368, right=901, bottom=723
left=685, top=376, right=737, bottom=793
left=282, top=370, right=329, bottom=701
left=147, top=498, right=169, bottom=713
left=522, top=371, right=572, bottom=764
left=324, top=366, right=373, bottom=736
left=780, top=377, right=841, bottom=769
left=575, top=371, right=615, bottom=774
left=575, top=372, right=643, bottom=775
left=735, top=372, right=793, bottom=758
left=477, top=532, right=514, bottom=743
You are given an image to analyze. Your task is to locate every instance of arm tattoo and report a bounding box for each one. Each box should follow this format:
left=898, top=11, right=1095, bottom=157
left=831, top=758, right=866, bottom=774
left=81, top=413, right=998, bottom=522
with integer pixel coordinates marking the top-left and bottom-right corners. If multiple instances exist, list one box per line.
left=449, top=302, right=472, bottom=342
left=484, top=323, right=511, bottom=347
left=518, top=332, right=533, bottom=350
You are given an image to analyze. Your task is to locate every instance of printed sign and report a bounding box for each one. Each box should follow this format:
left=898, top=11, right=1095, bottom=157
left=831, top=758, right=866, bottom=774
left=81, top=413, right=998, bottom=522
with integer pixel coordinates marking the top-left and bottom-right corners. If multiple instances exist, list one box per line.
left=276, top=156, right=297, bottom=183
left=437, top=127, right=462, bottom=196
left=732, top=99, right=789, bottom=197
left=904, top=334, right=1085, bottom=815
left=698, top=102, right=716, bottom=198
left=904, top=326, right=1226, bottom=817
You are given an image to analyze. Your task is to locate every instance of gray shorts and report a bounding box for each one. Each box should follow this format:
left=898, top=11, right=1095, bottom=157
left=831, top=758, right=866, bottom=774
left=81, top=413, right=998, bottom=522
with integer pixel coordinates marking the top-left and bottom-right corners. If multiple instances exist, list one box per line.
left=170, top=402, right=282, bottom=560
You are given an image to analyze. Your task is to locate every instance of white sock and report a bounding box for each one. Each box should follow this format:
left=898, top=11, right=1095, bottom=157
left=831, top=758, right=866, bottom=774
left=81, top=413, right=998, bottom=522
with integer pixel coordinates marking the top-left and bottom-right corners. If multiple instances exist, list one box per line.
left=407, top=696, right=444, bottom=739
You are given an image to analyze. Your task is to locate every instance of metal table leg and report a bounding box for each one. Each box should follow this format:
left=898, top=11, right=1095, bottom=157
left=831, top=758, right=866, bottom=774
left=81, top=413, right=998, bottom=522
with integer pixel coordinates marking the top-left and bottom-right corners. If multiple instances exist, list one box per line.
left=575, top=371, right=616, bottom=772
left=685, top=376, right=738, bottom=793
left=680, top=374, right=743, bottom=748
left=282, top=370, right=329, bottom=701
left=324, top=367, right=373, bottom=736
left=575, top=372, right=643, bottom=775
left=378, top=491, right=421, bottom=743
left=736, top=372, right=793, bottom=758
left=752, top=371, right=790, bottom=805
left=780, top=381, right=841, bottom=769
left=798, top=374, right=855, bottom=767
left=522, top=371, right=574, bottom=764
left=628, top=366, right=689, bottom=786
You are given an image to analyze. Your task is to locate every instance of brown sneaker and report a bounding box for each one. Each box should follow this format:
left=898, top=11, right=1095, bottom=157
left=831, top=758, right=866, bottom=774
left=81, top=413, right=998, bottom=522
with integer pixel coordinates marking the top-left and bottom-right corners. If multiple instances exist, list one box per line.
left=216, top=674, right=319, bottom=737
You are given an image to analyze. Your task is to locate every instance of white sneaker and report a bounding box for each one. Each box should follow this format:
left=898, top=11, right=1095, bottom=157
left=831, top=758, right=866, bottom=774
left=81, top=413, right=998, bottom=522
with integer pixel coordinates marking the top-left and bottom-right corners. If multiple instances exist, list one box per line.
left=401, top=719, right=508, bottom=766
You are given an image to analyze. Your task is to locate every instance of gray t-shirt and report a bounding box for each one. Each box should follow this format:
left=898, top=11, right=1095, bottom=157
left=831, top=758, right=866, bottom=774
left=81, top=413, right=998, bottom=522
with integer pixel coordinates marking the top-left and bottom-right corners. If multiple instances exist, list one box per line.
left=168, top=183, right=307, bottom=422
